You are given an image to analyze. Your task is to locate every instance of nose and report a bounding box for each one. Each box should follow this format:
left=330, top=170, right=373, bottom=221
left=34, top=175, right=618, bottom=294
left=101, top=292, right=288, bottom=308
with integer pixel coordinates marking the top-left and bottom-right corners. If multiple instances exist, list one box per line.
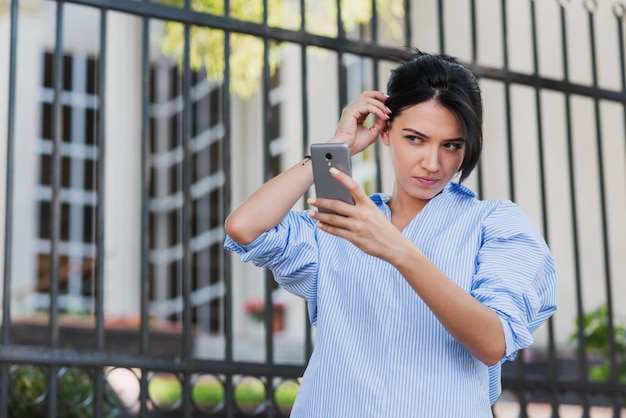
left=421, top=145, right=440, bottom=173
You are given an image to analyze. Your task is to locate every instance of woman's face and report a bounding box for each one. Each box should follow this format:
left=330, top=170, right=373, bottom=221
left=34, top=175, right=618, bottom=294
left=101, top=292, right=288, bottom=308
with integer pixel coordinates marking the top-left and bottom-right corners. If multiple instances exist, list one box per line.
left=381, top=99, right=465, bottom=206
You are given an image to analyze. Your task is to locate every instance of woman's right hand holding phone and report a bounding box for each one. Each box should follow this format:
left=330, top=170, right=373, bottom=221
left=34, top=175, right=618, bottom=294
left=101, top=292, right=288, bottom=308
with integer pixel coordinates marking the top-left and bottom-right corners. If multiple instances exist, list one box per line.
left=330, top=91, right=391, bottom=155
left=225, top=91, right=390, bottom=246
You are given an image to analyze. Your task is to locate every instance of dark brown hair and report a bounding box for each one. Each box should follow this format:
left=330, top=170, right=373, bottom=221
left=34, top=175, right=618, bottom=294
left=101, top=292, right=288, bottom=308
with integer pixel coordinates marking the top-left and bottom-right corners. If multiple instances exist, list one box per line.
left=385, top=49, right=483, bottom=182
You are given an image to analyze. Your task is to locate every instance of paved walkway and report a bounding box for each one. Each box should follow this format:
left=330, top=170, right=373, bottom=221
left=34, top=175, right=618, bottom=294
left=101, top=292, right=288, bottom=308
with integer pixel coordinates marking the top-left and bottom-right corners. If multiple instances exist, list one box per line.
left=493, top=401, right=626, bottom=417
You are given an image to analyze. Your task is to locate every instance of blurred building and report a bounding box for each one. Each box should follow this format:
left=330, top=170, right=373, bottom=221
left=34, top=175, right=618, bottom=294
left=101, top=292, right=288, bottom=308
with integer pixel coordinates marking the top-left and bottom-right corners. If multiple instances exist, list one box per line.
left=1, top=0, right=625, bottom=378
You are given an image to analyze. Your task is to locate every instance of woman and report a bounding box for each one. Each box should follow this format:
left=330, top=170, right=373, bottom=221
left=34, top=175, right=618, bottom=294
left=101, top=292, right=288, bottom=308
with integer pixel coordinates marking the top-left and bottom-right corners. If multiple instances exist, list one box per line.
left=224, top=50, right=557, bottom=417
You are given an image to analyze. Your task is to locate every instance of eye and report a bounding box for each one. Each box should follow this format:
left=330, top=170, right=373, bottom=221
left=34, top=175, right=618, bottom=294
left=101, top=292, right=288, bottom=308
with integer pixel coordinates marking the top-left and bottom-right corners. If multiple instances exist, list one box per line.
left=406, top=135, right=422, bottom=143
left=444, top=142, right=464, bottom=150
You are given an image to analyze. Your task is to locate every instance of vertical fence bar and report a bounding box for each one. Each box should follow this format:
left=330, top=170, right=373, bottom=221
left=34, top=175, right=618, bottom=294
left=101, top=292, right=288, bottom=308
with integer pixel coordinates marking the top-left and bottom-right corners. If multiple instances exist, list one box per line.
left=261, top=2, right=278, bottom=415
left=499, top=0, right=526, bottom=414
left=0, top=0, right=20, bottom=413
left=558, top=3, right=590, bottom=416
left=617, top=0, right=626, bottom=405
left=338, top=52, right=347, bottom=114
left=370, top=0, right=377, bottom=43
left=50, top=0, right=64, bottom=353
left=528, top=1, right=560, bottom=415
left=181, top=11, right=194, bottom=418
left=617, top=5, right=626, bottom=414
left=139, top=12, right=151, bottom=418
left=336, top=0, right=345, bottom=40
left=221, top=2, right=235, bottom=414
left=619, top=5, right=626, bottom=160
left=437, top=0, right=445, bottom=54
left=404, top=0, right=411, bottom=47
left=499, top=0, right=514, bottom=203
left=470, top=0, right=478, bottom=60
left=93, top=9, right=108, bottom=418
left=586, top=4, right=619, bottom=414
left=299, top=0, right=314, bottom=360
left=468, top=0, right=484, bottom=198
left=48, top=3, right=67, bottom=417
left=370, top=0, right=382, bottom=193
left=337, top=0, right=347, bottom=112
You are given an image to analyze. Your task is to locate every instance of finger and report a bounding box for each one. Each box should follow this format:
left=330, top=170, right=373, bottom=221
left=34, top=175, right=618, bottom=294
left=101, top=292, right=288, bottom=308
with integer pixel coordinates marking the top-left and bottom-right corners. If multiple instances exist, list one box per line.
left=359, top=90, right=389, bottom=103
left=308, top=207, right=356, bottom=238
left=359, top=98, right=391, bottom=121
left=328, top=167, right=370, bottom=204
left=308, top=197, right=354, bottom=219
left=344, top=101, right=390, bottom=123
left=348, top=92, right=390, bottom=115
left=313, top=219, right=353, bottom=240
left=369, top=118, right=387, bottom=136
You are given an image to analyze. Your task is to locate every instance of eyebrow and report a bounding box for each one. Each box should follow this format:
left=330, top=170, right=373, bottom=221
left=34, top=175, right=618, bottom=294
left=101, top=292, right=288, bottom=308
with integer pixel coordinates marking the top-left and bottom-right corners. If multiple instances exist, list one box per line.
left=402, top=128, right=465, bottom=142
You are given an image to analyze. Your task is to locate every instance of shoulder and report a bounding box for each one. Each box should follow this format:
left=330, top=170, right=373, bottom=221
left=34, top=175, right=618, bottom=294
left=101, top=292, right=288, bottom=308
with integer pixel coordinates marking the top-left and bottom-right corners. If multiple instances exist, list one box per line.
left=478, top=200, right=546, bottom=249
left=483, top=200, right=537, bottom=232
left=446, top=182, right=530, bottom=219
left=446, top=182, right=543, bottom=238
left=439, top=182, right=503, bottom=219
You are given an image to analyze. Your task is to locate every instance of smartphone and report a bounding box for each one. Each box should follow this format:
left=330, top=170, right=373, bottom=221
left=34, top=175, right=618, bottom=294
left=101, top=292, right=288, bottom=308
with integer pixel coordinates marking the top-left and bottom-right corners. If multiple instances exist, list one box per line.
left=310, top=143, right=354, bottom=214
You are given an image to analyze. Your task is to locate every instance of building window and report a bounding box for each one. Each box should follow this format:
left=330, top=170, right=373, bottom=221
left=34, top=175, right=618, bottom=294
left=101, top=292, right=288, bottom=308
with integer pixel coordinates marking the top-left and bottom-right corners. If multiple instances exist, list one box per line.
left=36, top=51, right=99, bottom=313
left=147, top=61, right=231, bottom=333
left=34, top=51, right=283, bottom=334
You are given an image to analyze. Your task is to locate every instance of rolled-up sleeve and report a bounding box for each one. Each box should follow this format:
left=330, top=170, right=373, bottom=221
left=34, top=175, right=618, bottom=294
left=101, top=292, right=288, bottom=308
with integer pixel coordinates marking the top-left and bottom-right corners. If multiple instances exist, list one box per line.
left=224, top=211, right=320, bottom=323
left=470, top=201, right=557, bottom=361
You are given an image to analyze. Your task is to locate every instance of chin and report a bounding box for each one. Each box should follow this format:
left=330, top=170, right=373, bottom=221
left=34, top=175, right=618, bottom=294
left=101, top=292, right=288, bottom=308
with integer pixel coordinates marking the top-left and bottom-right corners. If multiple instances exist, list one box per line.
left=410, top=190, right=442, bottom=202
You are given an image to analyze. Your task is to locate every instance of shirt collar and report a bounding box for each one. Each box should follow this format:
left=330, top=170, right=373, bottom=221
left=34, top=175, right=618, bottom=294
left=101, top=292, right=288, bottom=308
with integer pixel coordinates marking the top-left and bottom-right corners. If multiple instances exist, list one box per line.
left=447, top=181, right=476, bottom=198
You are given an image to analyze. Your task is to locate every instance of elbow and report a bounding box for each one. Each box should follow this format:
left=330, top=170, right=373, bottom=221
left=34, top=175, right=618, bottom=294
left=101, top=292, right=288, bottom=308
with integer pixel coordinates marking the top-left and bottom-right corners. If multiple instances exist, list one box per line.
left=224, top=213, right=256, bottom=245
left=475, top=313, right=507, bottom=366
left=477, top=341, right=506, bottom=367
left=481, top=353, right=502, bottom=367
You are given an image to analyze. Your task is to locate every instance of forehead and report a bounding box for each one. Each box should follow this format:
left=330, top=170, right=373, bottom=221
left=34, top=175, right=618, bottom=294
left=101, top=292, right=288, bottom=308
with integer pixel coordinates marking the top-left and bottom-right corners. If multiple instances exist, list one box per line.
left=392, top=100, right=463, bottom=139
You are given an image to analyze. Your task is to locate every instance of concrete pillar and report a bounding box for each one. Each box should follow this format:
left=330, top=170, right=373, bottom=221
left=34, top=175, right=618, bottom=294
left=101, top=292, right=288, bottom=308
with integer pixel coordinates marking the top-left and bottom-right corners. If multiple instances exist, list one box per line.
left=0, top=0, right=42, bottom=316
left=103, top=12, right=142, bottom=317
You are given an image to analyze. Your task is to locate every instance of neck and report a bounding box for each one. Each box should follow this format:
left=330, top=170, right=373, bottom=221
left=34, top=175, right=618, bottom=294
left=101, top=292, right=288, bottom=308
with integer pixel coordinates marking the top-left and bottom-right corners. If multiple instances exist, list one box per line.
left=388, top=190, right=429, bottom=231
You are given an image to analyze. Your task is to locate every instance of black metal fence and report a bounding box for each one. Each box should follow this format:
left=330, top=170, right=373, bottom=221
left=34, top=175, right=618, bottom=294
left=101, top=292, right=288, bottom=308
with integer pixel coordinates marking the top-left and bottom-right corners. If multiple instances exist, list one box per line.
left=2, top=0, right=626, bottom=417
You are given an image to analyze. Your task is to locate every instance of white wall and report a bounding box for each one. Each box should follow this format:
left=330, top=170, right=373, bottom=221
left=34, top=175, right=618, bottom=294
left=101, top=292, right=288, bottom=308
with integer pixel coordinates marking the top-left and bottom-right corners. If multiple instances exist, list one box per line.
left=0, top=0, right=43, bottom=316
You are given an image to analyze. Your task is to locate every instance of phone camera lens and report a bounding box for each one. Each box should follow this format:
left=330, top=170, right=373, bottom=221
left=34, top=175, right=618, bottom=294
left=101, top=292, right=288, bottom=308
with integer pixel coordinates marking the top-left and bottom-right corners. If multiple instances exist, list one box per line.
left=325, top=153, right=332, bottom=160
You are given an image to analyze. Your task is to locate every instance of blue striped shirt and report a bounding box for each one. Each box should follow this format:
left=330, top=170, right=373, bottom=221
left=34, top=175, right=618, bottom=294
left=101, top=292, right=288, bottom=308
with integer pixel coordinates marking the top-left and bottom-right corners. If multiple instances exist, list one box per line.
left=224, top=182, right=557, bottom=418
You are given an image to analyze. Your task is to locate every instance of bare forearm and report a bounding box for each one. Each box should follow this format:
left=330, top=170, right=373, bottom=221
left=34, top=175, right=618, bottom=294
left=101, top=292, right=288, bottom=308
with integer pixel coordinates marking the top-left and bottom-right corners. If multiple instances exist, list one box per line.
left=390, top=240, right=505, bottom=365
left=224, top=157, right=314, bottom=245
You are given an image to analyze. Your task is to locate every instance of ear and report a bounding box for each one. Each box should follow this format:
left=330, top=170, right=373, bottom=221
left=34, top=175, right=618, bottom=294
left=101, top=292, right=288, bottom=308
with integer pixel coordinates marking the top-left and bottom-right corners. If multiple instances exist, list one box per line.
left=380, top=122, right=391, bottom=146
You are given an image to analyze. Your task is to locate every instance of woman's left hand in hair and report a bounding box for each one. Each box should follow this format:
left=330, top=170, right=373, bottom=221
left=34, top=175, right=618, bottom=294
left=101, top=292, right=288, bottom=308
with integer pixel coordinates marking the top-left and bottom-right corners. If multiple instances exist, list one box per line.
left=330, top=91, right=390, bottom=156
left=307, top=167, right=407, bottom=261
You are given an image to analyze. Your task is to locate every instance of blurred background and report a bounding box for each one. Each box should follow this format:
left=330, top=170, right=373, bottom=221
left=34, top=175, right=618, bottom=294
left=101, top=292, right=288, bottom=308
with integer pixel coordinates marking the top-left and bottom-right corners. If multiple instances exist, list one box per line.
left=1, top=0, right=626, bottom=416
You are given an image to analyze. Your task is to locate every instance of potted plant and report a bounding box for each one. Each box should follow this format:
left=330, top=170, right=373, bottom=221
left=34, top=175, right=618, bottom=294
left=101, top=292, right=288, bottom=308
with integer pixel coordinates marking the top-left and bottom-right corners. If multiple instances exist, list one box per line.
left=571, top=303, right=626, bottom=382
left=244, top=298, right=286, bottom=333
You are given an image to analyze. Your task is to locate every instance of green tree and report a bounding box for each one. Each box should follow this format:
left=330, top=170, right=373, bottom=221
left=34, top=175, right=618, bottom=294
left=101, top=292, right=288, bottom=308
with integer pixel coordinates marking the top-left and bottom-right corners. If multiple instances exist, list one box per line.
left=157, top=0, right=404, bottom=98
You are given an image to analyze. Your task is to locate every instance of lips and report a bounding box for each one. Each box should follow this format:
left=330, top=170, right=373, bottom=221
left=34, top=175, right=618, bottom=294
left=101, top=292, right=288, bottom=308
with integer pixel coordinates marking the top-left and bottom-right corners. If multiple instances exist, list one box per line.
left=415, top=176, right=439, bottom=187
